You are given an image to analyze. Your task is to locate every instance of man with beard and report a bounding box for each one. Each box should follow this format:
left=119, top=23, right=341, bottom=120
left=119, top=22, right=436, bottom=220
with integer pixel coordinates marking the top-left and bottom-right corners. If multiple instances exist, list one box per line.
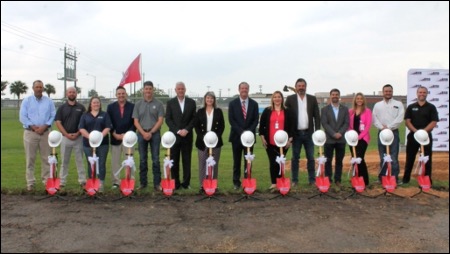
left=320, top=88, right=349, bottom=186
left=55, top=86, right=87, bottom=188
left=285, top=78, right=321, bottom=187
left=372, top=84, right=404, bottom=183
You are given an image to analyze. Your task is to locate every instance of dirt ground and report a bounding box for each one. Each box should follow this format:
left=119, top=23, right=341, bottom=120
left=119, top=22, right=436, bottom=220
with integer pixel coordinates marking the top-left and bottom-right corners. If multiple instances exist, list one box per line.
left=1, top=151, right=449, bottom=253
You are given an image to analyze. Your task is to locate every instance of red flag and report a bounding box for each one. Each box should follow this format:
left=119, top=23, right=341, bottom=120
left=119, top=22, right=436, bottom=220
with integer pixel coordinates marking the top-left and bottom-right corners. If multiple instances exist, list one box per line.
left=119, top=54, right=141, bottom=86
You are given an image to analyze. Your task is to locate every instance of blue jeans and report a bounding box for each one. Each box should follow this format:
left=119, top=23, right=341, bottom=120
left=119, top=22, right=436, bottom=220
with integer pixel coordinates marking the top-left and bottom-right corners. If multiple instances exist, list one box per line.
left=291, top=130, right=316, bottom=184
left=377, top=129, right=400, bottom=182
left=137, top=131, right=161, bottom=187
left=83, top=144, right=109, bottom=181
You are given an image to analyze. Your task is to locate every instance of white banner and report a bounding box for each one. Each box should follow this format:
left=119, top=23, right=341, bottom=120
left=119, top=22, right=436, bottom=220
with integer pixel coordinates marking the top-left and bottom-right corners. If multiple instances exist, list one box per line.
left=407, top=69, right=449, bottom=151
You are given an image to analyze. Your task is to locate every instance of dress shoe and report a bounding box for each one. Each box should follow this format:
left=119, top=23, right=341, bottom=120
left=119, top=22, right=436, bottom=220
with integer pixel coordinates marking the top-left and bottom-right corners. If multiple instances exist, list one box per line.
left=137, top=185, right=147, bottom=190
left=154, top=185, right=162, bottom=191
left=291, top=182, right=298, bottom=188
left=27, top=185, right=34, bottom=192
left=233, top=184, right=241, bottom=190
left=335, top=181, right=341, bottom=187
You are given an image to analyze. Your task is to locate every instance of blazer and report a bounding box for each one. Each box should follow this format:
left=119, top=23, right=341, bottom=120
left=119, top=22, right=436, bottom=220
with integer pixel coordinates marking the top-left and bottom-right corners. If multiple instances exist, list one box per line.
left=228, top=97, right=259, bottom=144
left=258, top=107, right=296, bottom=144
left=107, top=101, right=136, bottom=145
left=165, top=97, right=197, bottom=142
left=320, top=104, right=349, bottom=144
left=194, top=107, right=225, bottom=150
left=348, top=108, right=372, bottom=144
left=284, top=93, right=321, bottom=132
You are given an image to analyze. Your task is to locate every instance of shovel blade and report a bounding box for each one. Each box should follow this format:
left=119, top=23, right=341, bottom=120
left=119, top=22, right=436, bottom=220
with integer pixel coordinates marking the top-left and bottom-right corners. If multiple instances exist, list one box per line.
left=243, top=178, right=257, bottom=195
left=45, top=178, right=60, bottom=195
left=203, top=178, right=218, bottom=196
left=161, top=179, right=175, bottom=196
left=276, top=177, right=290, bottom=195
left=417, top=175, right=431, bottom=192
left=351, top=176, right=365, bottom=193
left=382, top=176, right=397, bottom=192
left=316, top=176, right=330, bottom=193
left=120, top=179, right=135, bottom=196
left=85, top=178, right=100, bottom=196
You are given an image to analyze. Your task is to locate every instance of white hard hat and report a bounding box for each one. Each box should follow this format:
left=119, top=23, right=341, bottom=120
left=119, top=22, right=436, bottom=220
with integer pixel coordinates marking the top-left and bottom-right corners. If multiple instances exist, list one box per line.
left=161, top=131, right=176, bottom=148
left=89, top=130, right=103, bottom=148
left=379, top=129, right=394, bottom=146
left=123, top=131, right=138, bottom=148
left=312, top=130, right=326, bottom=146
left=414, top=129, right=430, bottom=145
left=203, top=131, right=218, bottom=148
left=240, top=131, right=255, bottom=147
left=345, top=130, right=359, bottom=147
left=274, top=130, right=289, bottom=147
left=48, top=130, right=63, bottom=147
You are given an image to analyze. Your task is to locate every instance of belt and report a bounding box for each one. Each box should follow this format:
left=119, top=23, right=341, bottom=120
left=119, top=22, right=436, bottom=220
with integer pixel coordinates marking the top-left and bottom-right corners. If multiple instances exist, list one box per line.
left=297, top=129, right=309, bottom=132
left=143, top=128, right=152, bottom=132
left=25, top=127, right=49, bottom=132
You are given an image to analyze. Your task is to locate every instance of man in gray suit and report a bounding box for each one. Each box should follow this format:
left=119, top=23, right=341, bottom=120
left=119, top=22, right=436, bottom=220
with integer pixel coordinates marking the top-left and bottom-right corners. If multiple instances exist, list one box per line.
left=320, top=88, right=349, bottom=186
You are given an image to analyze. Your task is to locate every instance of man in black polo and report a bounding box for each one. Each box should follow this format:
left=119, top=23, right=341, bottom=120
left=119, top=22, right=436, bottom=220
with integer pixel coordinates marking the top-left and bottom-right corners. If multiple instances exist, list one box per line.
left=55, top=86, right=87, bottom=187
left=402, top=86, right=439, bottom=184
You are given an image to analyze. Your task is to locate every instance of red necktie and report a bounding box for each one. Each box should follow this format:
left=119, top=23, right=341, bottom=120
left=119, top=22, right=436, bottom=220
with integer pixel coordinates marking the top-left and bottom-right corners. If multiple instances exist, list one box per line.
left=242, top=101, right=247, bottom=120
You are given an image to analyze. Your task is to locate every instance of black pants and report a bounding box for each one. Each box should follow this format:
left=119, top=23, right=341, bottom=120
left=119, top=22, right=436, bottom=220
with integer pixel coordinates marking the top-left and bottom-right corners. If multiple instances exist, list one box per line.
left=403, top=132, right=433, bottom=184
left=171, top=138, right=193, bottom=189
left=231, top=141, right=253, bottom=187
left=265, top=144, right=288, bottom=184
left=349, top=140, right=369, bottom=185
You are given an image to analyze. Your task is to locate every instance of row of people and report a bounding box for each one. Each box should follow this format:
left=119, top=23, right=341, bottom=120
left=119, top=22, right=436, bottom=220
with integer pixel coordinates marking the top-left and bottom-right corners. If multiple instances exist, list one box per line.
left=20, top=79, right=438, bottom=193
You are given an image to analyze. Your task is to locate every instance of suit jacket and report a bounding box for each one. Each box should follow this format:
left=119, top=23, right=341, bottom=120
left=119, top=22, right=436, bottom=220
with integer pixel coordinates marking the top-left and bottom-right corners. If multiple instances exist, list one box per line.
left=194, top=107, right=225, bottom=150
left=321, top=104, right=349, bottom=144
left=228, top=97, right=259, bottom=144
left=258, top=107, right=296, bottom=144
left=165, top=97, right=197, bottom=142
left=284, top=93, right=321, bottom=132
left=348, top=108, right=372, bottom=144
left=107, top=101, right=136, bottom=145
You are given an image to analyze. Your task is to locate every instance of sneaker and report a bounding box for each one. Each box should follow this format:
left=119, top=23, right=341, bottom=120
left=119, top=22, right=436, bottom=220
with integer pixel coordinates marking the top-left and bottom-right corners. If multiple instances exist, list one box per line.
left=27, top=185, right=34, bottom=192
left=269, top=184, right=277, bottom=190
left=112, top=184, right=120, bottom=190
left=291, top=182, right=298, bottom=188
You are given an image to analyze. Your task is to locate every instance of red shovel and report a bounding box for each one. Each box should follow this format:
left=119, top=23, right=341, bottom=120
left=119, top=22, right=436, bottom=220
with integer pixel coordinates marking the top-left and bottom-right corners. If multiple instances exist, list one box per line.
left=45, top=147, right=60, bottom=195
left=276, top=147, right=290, bottom=195
left=161, top=148, right=175, bottom=196
left=381, top=145, right=397, bottom=192
left=203, top=148, right=218, bottom=196
left=350, top=146, right=365, bottom=193
left=120, top=147, right=135, bottom=196
left=85, top=148, right=100, bottom=196
left=315, top=146, right=330, bottom=193
left=416, top=145, right=431, bottom=192
left=242, top=147, right=257, bottom=195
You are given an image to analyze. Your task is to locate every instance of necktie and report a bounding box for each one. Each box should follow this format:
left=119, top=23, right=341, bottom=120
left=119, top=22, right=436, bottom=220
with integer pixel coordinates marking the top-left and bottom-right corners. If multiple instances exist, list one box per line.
left=242, top=101, right=247, bottom=120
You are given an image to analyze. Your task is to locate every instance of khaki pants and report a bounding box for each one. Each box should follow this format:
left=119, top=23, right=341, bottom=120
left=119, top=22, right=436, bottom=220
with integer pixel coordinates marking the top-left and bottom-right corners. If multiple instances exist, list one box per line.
left=59, top=136, right=86, bottom=185
left=111, top=143, right=135, bottom=185
left=23, top=129, right=50, bottom=187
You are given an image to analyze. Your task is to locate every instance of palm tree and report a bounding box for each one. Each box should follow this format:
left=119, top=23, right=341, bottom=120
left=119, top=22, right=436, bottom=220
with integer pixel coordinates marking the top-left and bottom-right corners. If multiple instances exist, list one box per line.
left=44, top=83, right=56, bottom=98
left=9, top=80, right=28, bottom=107
left=1, top=81, right=8, bottom=92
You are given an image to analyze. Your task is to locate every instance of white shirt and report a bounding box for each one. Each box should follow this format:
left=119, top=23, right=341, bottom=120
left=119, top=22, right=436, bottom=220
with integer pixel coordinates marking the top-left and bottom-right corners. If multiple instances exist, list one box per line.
left=372, top=98, right=405, bottom=130
left=207, top=108, right=214, bottom=131
left=297, top=94, right=308, bottom=130
left=178, top=97, right=185, bottom=113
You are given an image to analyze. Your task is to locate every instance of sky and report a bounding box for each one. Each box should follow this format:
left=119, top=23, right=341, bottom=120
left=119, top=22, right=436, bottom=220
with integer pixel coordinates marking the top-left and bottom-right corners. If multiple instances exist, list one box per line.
left=1, top=1, right=449, bottom=99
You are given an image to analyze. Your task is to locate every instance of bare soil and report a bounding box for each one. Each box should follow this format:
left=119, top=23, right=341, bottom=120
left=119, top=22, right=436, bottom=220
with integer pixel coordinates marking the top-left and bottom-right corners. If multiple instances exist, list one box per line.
left=1, top=151, right=449, bottom=253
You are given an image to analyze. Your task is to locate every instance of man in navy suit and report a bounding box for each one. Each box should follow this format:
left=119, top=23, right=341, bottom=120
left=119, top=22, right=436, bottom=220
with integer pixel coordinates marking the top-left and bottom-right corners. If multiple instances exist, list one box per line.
left=228, top=82, right=259, bottom=190
left=285, top=78, right=321, bottom=186
left=320, top=88, right=349, bottom=186
left=166, top=81, right=197, bottom=190
left=107, top=86, right=135, bottom=189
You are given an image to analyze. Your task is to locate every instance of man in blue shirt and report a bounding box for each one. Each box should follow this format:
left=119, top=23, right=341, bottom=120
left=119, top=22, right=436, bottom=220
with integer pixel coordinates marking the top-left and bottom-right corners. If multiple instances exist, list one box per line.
left=19, top=80, right=56, bottom=191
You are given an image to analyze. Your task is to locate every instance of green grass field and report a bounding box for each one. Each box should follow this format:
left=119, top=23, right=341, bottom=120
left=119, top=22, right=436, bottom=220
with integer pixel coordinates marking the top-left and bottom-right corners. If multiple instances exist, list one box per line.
left=3, top=107, right=445, bottom=195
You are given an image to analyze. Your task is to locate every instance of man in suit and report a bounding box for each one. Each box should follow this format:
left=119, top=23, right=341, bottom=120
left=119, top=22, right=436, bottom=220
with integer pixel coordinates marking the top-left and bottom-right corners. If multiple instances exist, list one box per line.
left=228, top=82, right=259, bottom=190
left=107, top=86, right=135, bottom=189
left=320, top=88, right=349, bottom=186
left=285, top=78, right=321, bottom=186
left=165, top=81, right=197, bottom=190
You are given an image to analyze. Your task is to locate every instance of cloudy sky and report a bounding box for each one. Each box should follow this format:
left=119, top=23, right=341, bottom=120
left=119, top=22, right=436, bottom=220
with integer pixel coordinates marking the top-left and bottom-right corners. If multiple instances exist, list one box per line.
left=1, top=1, right=449, bottom=99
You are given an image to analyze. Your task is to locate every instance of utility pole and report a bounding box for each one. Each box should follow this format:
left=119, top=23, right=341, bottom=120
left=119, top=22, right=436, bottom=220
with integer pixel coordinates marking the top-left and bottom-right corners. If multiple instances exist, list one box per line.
left=58, top=46, right=77, bottom=97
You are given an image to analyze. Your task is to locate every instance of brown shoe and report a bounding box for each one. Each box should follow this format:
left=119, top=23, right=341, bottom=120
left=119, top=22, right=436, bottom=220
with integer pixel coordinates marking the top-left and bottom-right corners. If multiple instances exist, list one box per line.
left=27, top=185, right=34, bottom=192
left=335, top=181, right=341, bottom=187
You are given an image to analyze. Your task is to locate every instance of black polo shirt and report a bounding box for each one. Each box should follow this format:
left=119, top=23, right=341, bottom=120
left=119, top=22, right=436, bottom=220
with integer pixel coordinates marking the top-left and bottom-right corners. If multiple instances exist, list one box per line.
left=404, top=101, right=439, bottom=129
left=55, top=101, right=86, bottom=133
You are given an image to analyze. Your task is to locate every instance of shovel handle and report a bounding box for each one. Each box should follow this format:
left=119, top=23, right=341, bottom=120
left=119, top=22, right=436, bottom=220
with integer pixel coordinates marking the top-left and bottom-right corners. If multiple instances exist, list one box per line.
left=352, top=146, right=357, bottom=158
left=167, top=148, right=170, bottom=157
left=280, top=147, right=283, bottom=156
left=420, top=145, right=424, bottom=157
left=246, top=147, right=251, bottom=164
left=128, top=147, right=132, bottom=156
left=386, top=145, right=390, bottom=155
left=319, top=146, right=323, bottom=157
left=209, top=147, right=213, bottom=157
left=52, top=147, right=56, bottom=156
